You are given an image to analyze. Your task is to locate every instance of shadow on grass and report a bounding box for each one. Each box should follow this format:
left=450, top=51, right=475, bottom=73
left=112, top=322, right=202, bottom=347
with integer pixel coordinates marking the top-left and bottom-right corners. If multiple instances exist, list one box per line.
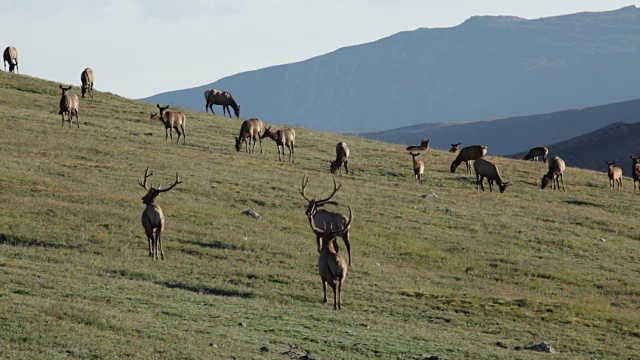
left=156, top=281, right=254, bottom=298
left=179, top=239, right=248, bottom=251
left=564, top=200, right=604, bottom=208
left=0, top=233, right=78, bottom=249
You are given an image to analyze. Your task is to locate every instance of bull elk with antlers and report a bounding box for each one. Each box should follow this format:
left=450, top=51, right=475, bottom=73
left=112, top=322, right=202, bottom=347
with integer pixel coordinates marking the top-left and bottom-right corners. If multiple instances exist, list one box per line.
left=300, top=176, right=352, bottom=266
left=138, top=167, right=182, bottom=260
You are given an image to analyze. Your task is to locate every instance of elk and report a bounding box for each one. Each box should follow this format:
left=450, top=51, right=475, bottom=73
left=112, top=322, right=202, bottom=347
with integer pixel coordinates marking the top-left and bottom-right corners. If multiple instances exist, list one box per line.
left=154, top=104, right=186, bottom=145
left=261, top=126, right=295, bottom=162
left=606, top=161, right=623, bottom=192
left=80, top=68, right=95, bottom=99
left=523, top=146, right=548, bottom=163
left=138, top=167, right=182, bottom=260
left=300, top=176, right=351, bottom=266
left=406, top=138, right=430, bottom=152
left=307, top=204, right=352, bottom=310
left=630, top=156, right=640, bottom=194
left=235, top=118, right=264, bottom=153
left=449, top=143, right=461, bottom=153
left=410, top=152, right=424, bottom=184
left=58, top=85, right=79, bottom=128
left=204, top=89, right=240, bottom=118
left=330, top=142, right=349, bottom=174
left=474, top=158, right=510, bottom=193
left=541, top=156, right=566, bottom=191
left=450, top=145, right=487, bottom=175
left=3, top=46, right=18, bottom=73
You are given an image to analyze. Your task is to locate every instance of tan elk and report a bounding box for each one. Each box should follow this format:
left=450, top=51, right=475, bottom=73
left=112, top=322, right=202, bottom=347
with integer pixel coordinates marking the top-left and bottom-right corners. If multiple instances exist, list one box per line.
left=330, top=142, right=350, bottom=174
left=474, top=158, right=510, bottom=193
left=261, top=126, right=295, bottom=162
left=630, top=156, right=640, bottom=194
left=406, top=138, right=430, bottom=152
left=523, top=146, right=548, bottom=163
left=80, top=68, right=95, bottom=99
left=138, top=168, right=182, bottom=260
left=541, top=156, right=566, bottom=191
left=204, top=89, right=240, bottom=117
left=410, top=152, right=424, bottom=184
left=307, top=204, right=352, bottom=310
left=154, top=104, right=186, bottom=145
left=300, top=176, right=352, bottom=266
left=450, top=145, right=487, bottom=175
left=3, top=46, right=18, bottom=73
left=449, top=143, right=461, bottom=153
left=606, top=161, right=623, bottom=192
left=235, top=118, right=264, bottom=153
left=58, top=85, right=79, bottom=128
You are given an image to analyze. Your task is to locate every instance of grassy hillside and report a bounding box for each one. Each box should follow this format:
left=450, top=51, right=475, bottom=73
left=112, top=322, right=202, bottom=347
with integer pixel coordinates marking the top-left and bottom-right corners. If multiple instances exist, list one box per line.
left=1, top=72, right=640, bottom=359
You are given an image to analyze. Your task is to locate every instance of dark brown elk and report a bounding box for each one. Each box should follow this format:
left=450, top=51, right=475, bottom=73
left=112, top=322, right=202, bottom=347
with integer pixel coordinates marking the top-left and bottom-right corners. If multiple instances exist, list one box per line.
left=406, top=138, right=430, bottom=152
left=261, top=126, right=295, bottom=162
left=307, top=204, right=352, bottom=310
left=606, top=161, right=623, bottom=192
left=3, top=46, right=18, bottom=73
left=410, top=152, right=424, bottom=184
left=449, top=143, right=461, bottom=153
left=330, top=142, right=349, bottom=174
left=154, top=104, right=186, bottom=145
left=58, top=85, right=80, bottom=128
left=138, top=168, right=182, bottom=260
left=474, top=158, right=510, bottom=193
left=541, top=156, right=566, bottom=191
left=235, top=118, right=264, bottom=153
left=450, top=145, right=487, bottom=175
left=630, top=156, right=640, bottom=194
left=523, top=146, right=548, bottom=163
left=80, top=68, right=95, bottom=99
left=204, top=89, right=240, bottom=118
left=300, top=176, right=351, bottom=266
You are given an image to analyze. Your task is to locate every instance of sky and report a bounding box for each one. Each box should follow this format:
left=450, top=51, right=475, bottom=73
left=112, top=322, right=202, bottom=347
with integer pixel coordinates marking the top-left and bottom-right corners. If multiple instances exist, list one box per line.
left=1, top=0, right=639, bottom=99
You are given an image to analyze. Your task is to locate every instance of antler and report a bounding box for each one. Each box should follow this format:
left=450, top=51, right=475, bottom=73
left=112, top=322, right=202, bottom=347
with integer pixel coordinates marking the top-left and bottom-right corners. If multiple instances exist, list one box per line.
left=299, top=175, right=312, bottom=202
left=316, top=178, right=341, bottom=206
left=156, top=172, right=182, bottom=193
left=138, top=167, right=154, bottom=191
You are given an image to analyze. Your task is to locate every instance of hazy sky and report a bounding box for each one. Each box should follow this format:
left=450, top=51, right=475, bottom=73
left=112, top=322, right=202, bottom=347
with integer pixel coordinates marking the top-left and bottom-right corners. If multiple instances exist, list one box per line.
left=1, top=0, right=638, bottom=99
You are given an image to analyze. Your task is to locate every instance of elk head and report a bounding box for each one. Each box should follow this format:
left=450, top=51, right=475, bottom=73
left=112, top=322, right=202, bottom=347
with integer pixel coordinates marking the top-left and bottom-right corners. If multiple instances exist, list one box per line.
left=260, top=126, right=273, bottom=139
left=138, top=167, right=182, bottom=205
left=300, top=175, right=341, bottom=216
left=157, top=104, right=170, bottom=116
left=233, top=104, right=240, bottom=118
left=59, top=84, right=72, bottom=95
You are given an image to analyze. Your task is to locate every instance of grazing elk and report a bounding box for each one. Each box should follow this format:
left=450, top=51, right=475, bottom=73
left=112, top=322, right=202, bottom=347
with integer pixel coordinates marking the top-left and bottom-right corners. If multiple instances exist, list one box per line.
left=261, top=126, right=295, bottom=162
left=204, top=89, right=240, bottom=118
left=80, top=68, right=95, bottom=99
left=630, top=156, right=640, bottom=194
left=406, top=138, right=430, bottom=152
left=523, top=146, right=548, bottom=163
left=154, top=104, right=186, bottom=145
left=58, top=85, right=79, bottom=128
left=449, top=143, right=461, bottom=153
left=300, top=176, right=352, bottom=266
left=235, top=118, right=264, bottom=153
left=410, top=152, right=424, bottom=184
left=450, top=145, right=487, bottom=175
left=330, top=142, right=349, bottom=174
left=474, top=158, right=510, bottom=193
left=541, top=156, right=566, bottom=191
left=606, top=161, right=623, bottom=192
left=3, top=46, right=18, bottom=73
left=307, top=204, right=352, bottom=310
left=138, top=168, right=182, bottom=260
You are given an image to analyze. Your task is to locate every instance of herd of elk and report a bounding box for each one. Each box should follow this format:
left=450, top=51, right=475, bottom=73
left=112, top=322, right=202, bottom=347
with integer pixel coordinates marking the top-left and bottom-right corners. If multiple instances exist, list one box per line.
left=542, top=156, right=566, bottom=191
left=235, top=118, right=264, bottom=153
left=409, top=152, right=424, bottom=184
left=138, top=168, right=182, bottom=260
left=524, top=146, right=548, bottom=163
left=3, top=46, right=18, bottom=73
left=406, top=138, right=430, bottom=153
left=606, top=161, right=623, bottom=192
left=261, top=126, right=295, bottom=162
left=631, top=156, right=640, bottom=194
left=81, top=68, right=95, bottom=99
left=154, top=104, right=187, bottom=145
left=330, top=142, right=350, bottom=174
left=204, top=89, right=240, bottom=118
left=58, top=85, right=80, bottom=128
left=450, top=145, right=487, bottom=175
left=474, top=158, right=510, bottom=193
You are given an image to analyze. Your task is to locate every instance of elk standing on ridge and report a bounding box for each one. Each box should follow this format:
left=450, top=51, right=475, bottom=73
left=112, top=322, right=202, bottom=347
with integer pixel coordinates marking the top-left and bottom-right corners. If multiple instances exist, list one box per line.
left=80, top=68, right=95, bottom=99
left=330, top=142, right=349, bottom=174
left=58, top=85, right=79, bottom=128
left=523, top=146, right=548, bottom=163
left=406, top=138, right=430, bottom=152
left=410, top=152, right=424, bottom=184
left=450, top=145, right=487, bottom=175
left=138, top=168, right=182, bottom=260
left=204, top=89, right=240, bottom=118
left=606, top=161, right=623, bottom=192
left=3, top=46, right=18, bottom=73
left=261, top=126, right=295, bottom=162
left=153, top=104, right=186, bottom=145
left=235, top=118, right=264, bottom=153
left=300, top=176, right=352, bottom=266
left=630, top=156, right=640, bottom=194
left=474, top=158, right=510, bottom=193
left=449, top=143, right=461, bottom=153
left=307, top=204, right=352, bottom=310
left=541, top=156, right=566, bottom=191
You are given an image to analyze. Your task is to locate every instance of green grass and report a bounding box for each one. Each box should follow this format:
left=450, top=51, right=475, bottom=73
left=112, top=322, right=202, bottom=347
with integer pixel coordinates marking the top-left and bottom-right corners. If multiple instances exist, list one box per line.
left=1, top=71, right=639, bottom=359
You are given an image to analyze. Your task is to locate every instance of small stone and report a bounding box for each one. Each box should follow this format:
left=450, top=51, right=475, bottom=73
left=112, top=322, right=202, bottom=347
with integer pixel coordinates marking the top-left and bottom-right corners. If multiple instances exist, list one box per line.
left=599, top=238, right=606, bottom=242
left=359, top=323, right=369, bottom=328
left=209, top=343, right=218, bottom=348
left=260, top=346, right=269, bottom=352
left=524, top=341, right=555, bottom=353
left=424, top=356, right=440, bottom=360
left=144, top=132, right=153, bottom=136
left=241, top=209, right=263, bottom=220
left=376, top=263, right=381, bottom=266
left=239, top=322, right=247, bottom=327
left=422, top=192, right=438, bottom=199
left=130, top=132, right=140, bottom=137
left=495, top=341, right=508, bottom=349
left=46, top=209, right=56, bottom=214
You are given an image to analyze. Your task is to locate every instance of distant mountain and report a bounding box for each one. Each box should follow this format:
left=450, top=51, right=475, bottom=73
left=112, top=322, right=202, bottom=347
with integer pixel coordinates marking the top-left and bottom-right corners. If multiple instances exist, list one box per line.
left=141, top=6, right=640, bottom=132
left=354, top=98, right=640, bottom=155
left=509, top=122, right=640, bottom=171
